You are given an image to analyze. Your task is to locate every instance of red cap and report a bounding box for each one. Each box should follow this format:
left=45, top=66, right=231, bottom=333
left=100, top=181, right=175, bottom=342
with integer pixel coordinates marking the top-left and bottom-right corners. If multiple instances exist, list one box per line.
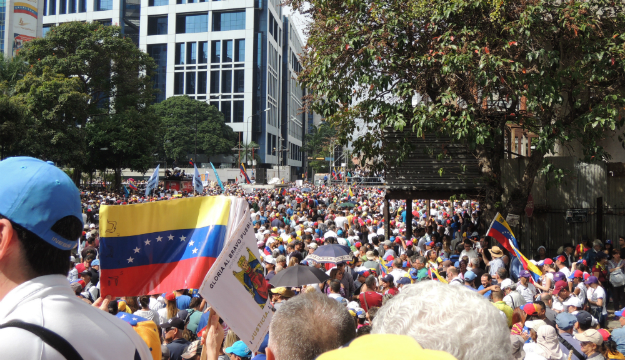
left=556, top=255, right=566, bottom=263
left=553, top=280, right=568, bottom=294
left=543, top=258, right=554, bottom=265
left=572, top=270, right=583, bottom=278
left=598, top=329, right=611, bottom=342
left=165, top=292, right=176, bottom=301
left=355, top=242, right=362, bottom=248
left=523, top=303, right=537, bottom=315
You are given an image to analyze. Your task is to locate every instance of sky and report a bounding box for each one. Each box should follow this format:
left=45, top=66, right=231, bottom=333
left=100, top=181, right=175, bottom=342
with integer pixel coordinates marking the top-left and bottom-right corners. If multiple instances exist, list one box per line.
left=282, top=4, right=310, bottom=44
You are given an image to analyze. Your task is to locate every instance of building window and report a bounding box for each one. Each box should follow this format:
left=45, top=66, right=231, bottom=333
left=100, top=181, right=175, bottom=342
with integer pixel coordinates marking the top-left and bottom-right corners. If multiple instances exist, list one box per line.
left=210, top=101, right=219, bottom=110
left=187, top=42, right=197, bottom=64
left=42, top=25, right=54, bottom=38
left=176, top=13, right=208, bottom=34
left=149, top=0, right=169, bottom=5
left=174, top=73, right=184, bottom=95
left=234, top=70, right=244, bottom=93
left=147, top=44, right=167, bottom=103
left=223, top=40, right=233, bottom=62
left=186, top=72, right=196, bottom=94
left=212, top=11, right=246, bottom=31
left=198, top=72, right=207, bottom=94
left=60, top=0, right=66, bottom=14
left=267, top=133, right=272, bottom=155
left=199, top=41, right=208, bottom=63
left=235, top=39, right=245, bottom=62
left=95, top=0, right=113, bottom=11
left=148, top=16, right=168, bottom=35
left=211, top=41, right=220, bottom=63
left=49, top=0, right=57, bottom=15
left=233, top=101, right=244, bottom=123
left=175, top=43, right=185, bottom=65
left=68, top=0, right=76, bottom=13
left=210, top=71, right=220, bottom=93
left=221, top=70, right=232, bottom=93
left=222, top=101, right=231, bottom=122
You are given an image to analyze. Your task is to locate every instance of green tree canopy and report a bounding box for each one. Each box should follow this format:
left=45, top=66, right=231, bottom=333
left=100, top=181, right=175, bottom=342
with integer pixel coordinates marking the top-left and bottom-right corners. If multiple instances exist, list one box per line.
left=153, top=96, right=237, bottom=163
left=303, top=122, right=336, bottom=173
left=292, top=0, right=625, bottom=218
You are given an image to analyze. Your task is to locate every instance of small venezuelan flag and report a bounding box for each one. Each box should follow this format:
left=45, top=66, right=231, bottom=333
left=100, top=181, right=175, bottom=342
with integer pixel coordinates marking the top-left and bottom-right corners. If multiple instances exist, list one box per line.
left=99, top=196, right=231, bottom=297
left=486, top=213, right=519, bottom=254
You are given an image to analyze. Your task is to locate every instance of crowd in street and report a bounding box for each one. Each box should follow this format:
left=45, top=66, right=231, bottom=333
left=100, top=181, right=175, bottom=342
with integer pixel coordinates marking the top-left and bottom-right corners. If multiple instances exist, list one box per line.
left=3, top=157, right=625, bottom=360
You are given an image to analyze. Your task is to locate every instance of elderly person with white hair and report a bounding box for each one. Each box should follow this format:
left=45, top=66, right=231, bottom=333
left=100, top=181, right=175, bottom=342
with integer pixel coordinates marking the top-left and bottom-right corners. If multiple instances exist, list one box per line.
left=501, top=278, right=527, bottom=309
left=371, top=281, right=512, bottom=360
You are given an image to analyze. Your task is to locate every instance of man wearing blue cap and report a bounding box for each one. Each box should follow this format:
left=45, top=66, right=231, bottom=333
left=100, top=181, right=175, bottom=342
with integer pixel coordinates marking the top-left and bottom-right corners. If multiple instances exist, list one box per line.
left=226, top=340, right=253, bottom=360
left=555, top=312, right=584, bottom=360
left=0, top=157, right=151, bottom=360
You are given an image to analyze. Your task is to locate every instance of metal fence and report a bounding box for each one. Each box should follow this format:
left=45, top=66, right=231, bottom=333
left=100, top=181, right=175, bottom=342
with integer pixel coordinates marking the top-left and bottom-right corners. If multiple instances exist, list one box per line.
left=501, top=157, right=625, bottom=258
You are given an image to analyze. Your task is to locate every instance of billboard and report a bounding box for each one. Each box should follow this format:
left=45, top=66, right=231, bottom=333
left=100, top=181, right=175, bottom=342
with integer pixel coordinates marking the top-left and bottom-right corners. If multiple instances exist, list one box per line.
left=11, top=0, right=38, bottom=55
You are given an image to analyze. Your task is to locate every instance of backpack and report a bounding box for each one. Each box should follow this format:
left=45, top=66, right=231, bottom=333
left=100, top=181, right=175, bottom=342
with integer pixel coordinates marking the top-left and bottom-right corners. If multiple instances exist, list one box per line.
left=610, top=260, right=625, bottom=287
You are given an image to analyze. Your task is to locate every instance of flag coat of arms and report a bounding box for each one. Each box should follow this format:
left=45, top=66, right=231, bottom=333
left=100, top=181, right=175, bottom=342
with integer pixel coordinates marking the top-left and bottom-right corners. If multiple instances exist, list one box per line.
left=99, top=196, right=231, bottom=296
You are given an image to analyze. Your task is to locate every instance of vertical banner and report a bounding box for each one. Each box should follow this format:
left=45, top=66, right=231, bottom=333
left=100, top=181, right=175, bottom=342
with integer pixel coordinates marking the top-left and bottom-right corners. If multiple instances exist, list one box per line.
left=12, top=0, right=39, bottom=55
left=199, top=198, right=273, bottom=353
left=210, top=162, right=225, bottom=191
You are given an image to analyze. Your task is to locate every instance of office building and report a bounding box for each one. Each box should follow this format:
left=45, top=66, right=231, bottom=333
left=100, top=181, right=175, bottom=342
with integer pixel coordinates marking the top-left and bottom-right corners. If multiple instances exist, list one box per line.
left=34, top=0, right=309, bottom=178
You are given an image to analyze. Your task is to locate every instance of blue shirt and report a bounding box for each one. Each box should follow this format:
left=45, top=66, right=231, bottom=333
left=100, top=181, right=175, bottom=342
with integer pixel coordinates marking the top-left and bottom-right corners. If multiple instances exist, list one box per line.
left=477, top=285, right=491, bottom=298
left=286, top=208, right=293, bottom=217
left=176, top=295, right=191, bottom=310
left=167, top=338, right=190, bottom=360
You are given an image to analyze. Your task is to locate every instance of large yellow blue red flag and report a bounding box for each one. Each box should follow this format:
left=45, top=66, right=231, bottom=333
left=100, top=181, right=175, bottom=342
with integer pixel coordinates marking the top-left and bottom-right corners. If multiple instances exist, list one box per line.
left=486, top=213, right=519, bottom=254
left=349, top=187, right=354, bottom=197
left=99, top=196, right=231, bottom=296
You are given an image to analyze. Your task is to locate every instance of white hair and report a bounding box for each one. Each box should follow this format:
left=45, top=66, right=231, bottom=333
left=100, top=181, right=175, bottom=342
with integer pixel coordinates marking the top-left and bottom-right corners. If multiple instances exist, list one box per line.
left=371, top=281, right=511, bottom=360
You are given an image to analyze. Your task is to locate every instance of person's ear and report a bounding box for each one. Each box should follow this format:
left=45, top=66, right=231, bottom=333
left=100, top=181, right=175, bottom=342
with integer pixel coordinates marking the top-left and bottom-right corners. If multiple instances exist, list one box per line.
left=266, top=347, right=275, bottom=360
left=0, top=219, right=19, bottom=263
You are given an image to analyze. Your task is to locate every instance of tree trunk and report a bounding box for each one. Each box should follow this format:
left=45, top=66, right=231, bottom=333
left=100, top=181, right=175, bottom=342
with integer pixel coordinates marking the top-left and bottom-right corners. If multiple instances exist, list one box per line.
left=504, top=149, right=545, bottom=216
left=72, top=169, right=82, bottom=187
left=476, top=123, right=506, bottom=226
left=114, top=168, right=122, bottom=191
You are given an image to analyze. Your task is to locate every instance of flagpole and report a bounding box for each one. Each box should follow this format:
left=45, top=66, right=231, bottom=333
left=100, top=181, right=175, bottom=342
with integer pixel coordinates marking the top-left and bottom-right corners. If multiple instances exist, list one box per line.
left=485, top=212, right=500, bottom=239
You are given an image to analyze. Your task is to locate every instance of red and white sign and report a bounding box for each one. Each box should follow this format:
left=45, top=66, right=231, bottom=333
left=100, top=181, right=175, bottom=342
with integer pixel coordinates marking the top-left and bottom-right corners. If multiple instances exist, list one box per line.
left=164, top=180, right=194, bottom=193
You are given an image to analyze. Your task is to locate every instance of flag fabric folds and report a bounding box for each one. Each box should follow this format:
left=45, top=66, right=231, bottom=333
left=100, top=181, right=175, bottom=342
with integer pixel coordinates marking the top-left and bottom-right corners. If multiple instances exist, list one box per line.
left=239, top=163, right=251, bottom=184
left=487, top=213, right=541, bottom=283
left=145, top=164, right=160, bottom=197
left=99, top=196, right=231, bottom=297
left=280, top=188, right=286, bottom=196
left=123, top=185, right=130, bottom=199
left=127, top=178, right=138, bottom=191
left=193, top=163, right=203, bottom=194
left=486, top=213, right=519, bottom=254
left=210, top=162, right=225, bottom=191
left=429, top=267, right=448, bottom=284
left=349, top=187, right=354, bottom=197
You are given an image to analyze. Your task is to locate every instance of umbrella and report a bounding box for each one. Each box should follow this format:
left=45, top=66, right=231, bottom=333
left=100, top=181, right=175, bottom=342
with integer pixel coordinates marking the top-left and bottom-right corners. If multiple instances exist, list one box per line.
left=339, top=202, right=356, bottom=208
left=307, top=244, right=352, bottom=264
left=301, top=187, right=312, bottom=192
left=289, top=187, right=299, bottom=191
left=269, top=265, right=330, bottom=287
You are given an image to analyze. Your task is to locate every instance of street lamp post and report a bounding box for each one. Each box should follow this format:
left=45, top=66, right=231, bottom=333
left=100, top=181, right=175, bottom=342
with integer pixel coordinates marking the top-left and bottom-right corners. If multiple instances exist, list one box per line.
left=246, top=108, right=270, bottom=164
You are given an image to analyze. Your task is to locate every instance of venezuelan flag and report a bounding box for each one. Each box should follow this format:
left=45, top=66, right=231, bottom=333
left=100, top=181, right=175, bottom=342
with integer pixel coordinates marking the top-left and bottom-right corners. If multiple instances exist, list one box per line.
left=486, top=213, right=519, bottom=254
left=429, top=267, right=448, bottom=284
left=349, top=187, right=354, bottom=197
left=99, top=196, right=231, bottom=297
left=509, top=241, right=542, bottom=283
left=127, top=178, right=138, bottom=191
left=239, top=163, right=251, bottom=184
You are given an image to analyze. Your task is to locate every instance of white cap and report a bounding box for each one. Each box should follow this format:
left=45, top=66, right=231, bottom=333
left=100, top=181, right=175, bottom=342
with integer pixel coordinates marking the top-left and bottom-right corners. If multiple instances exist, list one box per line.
left=305, top=228, right=313, bottom=233
left=259, top=226, right=266, bottom=231
left=263, top=230, right=271, bottom=234
left=500, top=278, right=514, bottom=290
left=347, top=301, right=359, bottom=310
left=70, top=256, right=76, bottom=262
left=563, top=297, right=582, bottom=308
left=525, top=320, right=546, bottom=331
left=308, top=243, right=318, bottom=249
left=264, top=255, right=276, bottom=265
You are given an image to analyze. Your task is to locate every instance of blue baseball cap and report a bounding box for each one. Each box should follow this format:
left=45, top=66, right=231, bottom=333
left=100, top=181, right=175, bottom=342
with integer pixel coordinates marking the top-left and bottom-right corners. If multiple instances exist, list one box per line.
left=464, top=270, right=477, bottom=281
left=616, top=307, right=625, bottom=318
left=397, top=276, right=411, bottom=285
left=91, top=259, right=100, bottom=267
left=555, top=312, right=577, bottom=330
left=0, top=157, right=83, bottom=250
left=225, top=340, right=252, bottom=357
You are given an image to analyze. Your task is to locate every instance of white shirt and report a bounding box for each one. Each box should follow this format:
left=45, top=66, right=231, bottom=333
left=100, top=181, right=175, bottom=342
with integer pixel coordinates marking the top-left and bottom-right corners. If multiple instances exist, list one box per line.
left=0, top=275, right=151, bottom=360
left=389, top=269, right=408, bottom=286
left=460, top=249, right=479, bottom=261
left=149, top=296, right=165, bottom=312
left=558, top=266, right=571, bottom=279
left=334, top=216, right=347, bottom=229
left=576, top=283, right=587, bottom=305
left=516, top=282, right=537, bottom=304
left=590, top=286, right=608, bottom=315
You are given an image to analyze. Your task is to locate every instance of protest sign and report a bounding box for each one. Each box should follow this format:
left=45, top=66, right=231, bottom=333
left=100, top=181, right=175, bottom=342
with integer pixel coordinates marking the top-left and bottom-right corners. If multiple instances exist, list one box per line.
left=199, top=197, right=273, bottom=353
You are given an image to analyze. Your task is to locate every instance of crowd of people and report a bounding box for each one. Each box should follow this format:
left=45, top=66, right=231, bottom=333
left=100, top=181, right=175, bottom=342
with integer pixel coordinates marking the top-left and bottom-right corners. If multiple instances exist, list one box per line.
left=3, top=156, right=625, bottom=360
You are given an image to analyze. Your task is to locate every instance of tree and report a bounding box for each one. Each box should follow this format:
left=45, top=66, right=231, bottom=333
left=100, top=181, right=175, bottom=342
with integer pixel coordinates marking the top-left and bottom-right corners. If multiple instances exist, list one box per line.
left=86, top=108, right=163, bottom=188
left=13, top=68, right=90, bottom=165
left=153, top=96, right=237, bottom=164
left=0, top=53, right=29, bottom=95
left=303, top=123, right=336, bottom=174
left=0, top=96, right=24, bottom=159
left=18, top=21, right=157, bottom=183
left=292, top=0, right=625, bottom=219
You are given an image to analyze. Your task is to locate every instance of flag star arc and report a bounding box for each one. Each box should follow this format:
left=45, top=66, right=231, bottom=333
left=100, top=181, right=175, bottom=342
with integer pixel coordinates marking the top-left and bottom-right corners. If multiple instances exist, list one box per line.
left=127, top=256, right=134, bottom=263
left=189, top=240, right=195, bottom=247
left=145, top=239, right=151, bottom=245
left=156, top=236, right=163, bottom=242
left=180, top=235, right=186, bottom=242
left=133, top=247, right=140, bottom=253
left=168, top=234, right=174, bottom=241
left=192, top=248, right=198, bottom=254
